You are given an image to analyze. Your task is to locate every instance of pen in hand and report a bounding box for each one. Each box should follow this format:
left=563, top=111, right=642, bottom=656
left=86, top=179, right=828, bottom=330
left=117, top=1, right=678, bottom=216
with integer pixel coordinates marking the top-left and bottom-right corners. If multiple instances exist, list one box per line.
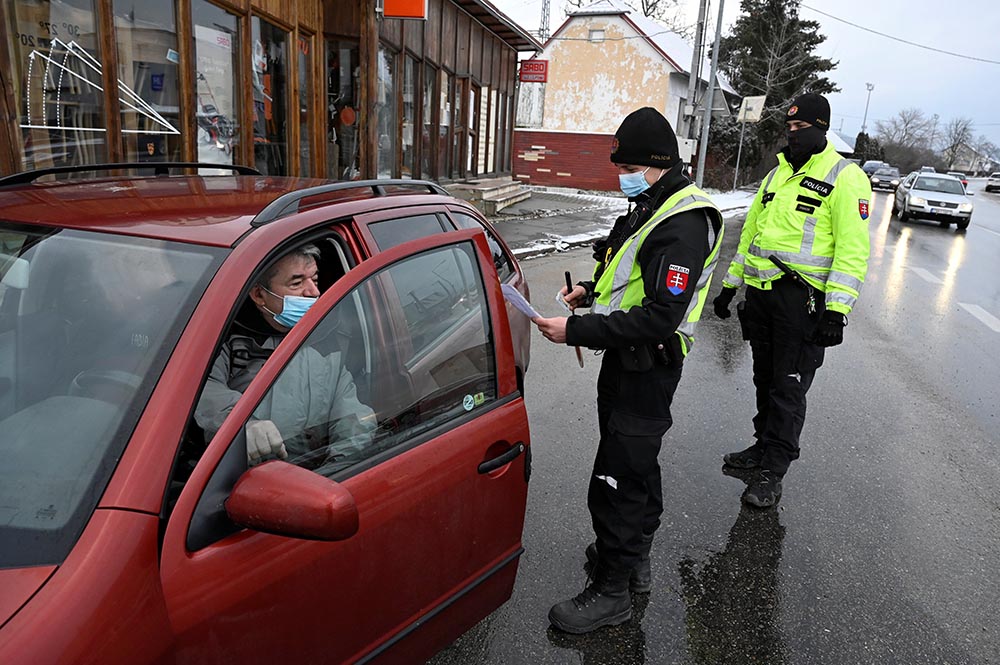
left=564, top=271, right=585, bottom=368
left=564, top=271, right=575, bottom=312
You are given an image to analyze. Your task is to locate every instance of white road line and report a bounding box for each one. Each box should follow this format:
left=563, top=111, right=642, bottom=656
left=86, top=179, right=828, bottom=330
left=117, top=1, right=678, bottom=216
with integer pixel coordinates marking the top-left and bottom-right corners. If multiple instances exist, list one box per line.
left=959, top=303, right=1000, bottom=333
left=976, top=226, right=1000, bottom=239
left=909, top=267, right=943, bottom=285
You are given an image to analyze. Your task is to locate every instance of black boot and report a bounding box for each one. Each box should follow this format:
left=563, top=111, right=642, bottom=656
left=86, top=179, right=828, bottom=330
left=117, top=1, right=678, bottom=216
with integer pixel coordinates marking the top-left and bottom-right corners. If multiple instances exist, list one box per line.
left=584, top=533, right=654, bottom=593
left=723, top=443, right=764, bottom=469
left=549, top=562, right=632, bottom=634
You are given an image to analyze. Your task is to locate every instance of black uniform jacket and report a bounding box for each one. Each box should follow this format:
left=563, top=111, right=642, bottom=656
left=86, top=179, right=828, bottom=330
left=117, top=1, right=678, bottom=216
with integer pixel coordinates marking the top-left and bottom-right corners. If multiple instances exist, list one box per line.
left=565, top=169, right=719, bottom=354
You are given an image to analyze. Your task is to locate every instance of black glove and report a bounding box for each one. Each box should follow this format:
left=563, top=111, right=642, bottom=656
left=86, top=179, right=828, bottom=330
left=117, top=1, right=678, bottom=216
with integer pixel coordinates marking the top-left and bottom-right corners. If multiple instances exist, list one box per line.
left=592, top=238, right=609, bottom=263
left=712, top=287, right=738, bottom=319
left=812, top=310, right=847, bottom=347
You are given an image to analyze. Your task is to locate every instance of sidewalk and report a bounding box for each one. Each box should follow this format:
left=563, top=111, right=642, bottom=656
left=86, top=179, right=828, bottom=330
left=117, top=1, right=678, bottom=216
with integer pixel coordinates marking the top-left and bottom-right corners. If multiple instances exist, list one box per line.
left=487, top=185, right=756, bottom=259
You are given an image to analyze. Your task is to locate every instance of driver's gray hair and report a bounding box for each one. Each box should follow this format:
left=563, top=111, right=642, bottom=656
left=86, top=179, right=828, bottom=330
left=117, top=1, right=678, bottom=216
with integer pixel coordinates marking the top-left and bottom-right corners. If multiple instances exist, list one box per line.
left=257, top=243, right=321, bottom=290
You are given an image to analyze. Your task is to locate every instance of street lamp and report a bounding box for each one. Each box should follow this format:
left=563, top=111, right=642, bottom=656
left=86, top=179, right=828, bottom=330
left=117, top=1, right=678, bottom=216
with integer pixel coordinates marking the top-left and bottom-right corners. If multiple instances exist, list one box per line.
left=861, top=82, right=875, bottom=134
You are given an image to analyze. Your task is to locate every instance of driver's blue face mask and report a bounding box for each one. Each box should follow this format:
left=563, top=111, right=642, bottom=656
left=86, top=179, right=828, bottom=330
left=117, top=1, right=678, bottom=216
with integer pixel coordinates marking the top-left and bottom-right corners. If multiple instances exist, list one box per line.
left=619, top=167, right=651, bottom=197
left=261, top=285, right=317, bottom=328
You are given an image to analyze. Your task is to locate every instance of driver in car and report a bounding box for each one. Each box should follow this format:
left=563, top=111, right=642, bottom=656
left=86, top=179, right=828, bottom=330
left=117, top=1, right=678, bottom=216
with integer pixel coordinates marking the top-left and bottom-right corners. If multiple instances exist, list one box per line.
left=194, top=243, right=375, bottom=467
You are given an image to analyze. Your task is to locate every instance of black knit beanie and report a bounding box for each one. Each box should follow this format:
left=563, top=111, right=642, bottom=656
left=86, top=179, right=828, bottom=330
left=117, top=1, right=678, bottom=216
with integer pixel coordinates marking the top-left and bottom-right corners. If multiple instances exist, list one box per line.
left=786, top=93, right=830, bottom=131
left=610, top=107, right=680, bottom=168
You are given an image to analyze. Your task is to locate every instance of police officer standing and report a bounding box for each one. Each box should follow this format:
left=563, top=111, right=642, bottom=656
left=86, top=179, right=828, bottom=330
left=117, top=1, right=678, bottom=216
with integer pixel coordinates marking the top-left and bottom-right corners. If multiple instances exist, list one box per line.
left=533, top=107, right=724, bottom=634
left=713, top=93, right=871, bottom=508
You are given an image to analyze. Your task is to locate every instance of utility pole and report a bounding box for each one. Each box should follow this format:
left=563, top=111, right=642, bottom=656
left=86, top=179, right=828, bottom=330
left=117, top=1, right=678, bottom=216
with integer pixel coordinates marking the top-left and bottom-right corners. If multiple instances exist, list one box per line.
left=695, top=0, right=724, bottom=188
left=538, top=0, right=550, bottom=41
left=861, top=82, right=875, bottom=134
left=684, top=0, right=709, bottom=140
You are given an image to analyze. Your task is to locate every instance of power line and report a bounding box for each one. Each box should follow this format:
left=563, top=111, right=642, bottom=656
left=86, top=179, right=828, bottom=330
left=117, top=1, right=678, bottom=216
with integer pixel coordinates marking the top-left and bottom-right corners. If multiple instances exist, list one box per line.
left=801, top=4, right=1000, bottom=66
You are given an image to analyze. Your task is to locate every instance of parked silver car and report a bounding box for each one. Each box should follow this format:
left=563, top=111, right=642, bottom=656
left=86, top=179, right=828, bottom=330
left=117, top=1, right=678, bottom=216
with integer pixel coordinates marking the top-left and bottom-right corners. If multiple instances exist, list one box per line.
left=985, top=172, right=1000, bottom=193
left=892, top=172, right=973, bottom=230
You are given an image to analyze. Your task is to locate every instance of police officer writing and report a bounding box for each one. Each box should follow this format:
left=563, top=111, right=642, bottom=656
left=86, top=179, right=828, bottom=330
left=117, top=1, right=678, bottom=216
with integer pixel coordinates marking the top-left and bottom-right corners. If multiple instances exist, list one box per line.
left=713, top=93, right=871, bottom=508
left=532, top=107, right=725, bottom=634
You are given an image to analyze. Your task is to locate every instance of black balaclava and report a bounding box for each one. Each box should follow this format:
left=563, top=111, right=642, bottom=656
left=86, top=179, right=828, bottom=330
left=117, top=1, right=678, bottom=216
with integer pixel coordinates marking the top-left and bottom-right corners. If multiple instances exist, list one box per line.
left=784, top=93, right=830, bottom=169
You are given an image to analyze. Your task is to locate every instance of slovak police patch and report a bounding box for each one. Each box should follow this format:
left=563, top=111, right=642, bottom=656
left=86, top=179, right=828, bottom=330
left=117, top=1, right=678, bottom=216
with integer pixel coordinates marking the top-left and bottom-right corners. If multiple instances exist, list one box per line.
left=666, top=264, right=690, bottom=295
left=859, top=199, right=870, bottom=220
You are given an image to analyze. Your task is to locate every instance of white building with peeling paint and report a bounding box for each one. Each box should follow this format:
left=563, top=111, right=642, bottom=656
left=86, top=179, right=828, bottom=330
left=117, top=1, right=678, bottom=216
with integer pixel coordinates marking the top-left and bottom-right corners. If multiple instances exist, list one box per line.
left=514, top=0, right=738, bottom=190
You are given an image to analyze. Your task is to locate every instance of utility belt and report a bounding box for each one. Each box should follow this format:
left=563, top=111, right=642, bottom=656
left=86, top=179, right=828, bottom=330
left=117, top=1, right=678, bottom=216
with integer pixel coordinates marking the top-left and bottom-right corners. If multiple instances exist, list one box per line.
left=615, top=334, right=684, bottom=372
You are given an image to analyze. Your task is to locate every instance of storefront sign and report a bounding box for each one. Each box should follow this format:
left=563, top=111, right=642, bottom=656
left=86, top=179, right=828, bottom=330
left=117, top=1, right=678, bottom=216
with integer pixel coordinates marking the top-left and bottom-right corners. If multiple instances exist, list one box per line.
left=519, top=60, right=547, bottom=83
left=383, top=0, right=428, bottom=20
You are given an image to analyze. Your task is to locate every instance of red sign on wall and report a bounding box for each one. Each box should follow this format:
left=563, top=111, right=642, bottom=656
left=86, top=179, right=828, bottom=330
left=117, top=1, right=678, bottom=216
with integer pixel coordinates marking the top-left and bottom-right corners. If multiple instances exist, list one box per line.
left=383, top=0, right=428, bottom=20
left=519, top=60, right=548, bottom=83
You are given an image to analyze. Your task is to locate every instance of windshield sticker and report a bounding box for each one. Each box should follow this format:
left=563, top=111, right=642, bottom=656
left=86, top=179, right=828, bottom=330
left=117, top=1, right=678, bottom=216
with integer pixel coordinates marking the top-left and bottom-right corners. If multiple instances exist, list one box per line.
left=463, top=394, right=475, bottom=411
left=474, top=392, right=485, bottom=406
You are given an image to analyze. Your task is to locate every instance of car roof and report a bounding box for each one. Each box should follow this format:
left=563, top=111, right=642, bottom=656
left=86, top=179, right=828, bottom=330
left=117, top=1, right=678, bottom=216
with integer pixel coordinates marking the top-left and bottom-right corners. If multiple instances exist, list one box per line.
left=0, top=175, right=460, bottom=247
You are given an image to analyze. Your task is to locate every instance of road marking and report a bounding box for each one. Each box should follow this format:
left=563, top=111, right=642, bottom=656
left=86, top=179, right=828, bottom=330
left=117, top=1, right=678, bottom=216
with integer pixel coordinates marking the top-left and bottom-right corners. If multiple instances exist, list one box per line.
left=959, top=303, right=1000, bottom=333
left=977, top=226, right=1000, bottom=239
left=909, top=267, right=943, bottom=285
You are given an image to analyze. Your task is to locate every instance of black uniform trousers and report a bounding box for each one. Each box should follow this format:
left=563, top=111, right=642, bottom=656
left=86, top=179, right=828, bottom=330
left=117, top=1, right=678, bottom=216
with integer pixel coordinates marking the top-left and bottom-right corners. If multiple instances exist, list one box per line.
left=589, top=350, right=682, bottom=574
left=742, top=277, right=825, bottom=476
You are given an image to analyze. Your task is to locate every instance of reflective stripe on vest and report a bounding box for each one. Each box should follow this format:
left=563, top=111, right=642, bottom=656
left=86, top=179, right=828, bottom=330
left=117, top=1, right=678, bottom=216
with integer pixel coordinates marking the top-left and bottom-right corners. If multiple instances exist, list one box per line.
left=591, top=184, right=723, bottom=355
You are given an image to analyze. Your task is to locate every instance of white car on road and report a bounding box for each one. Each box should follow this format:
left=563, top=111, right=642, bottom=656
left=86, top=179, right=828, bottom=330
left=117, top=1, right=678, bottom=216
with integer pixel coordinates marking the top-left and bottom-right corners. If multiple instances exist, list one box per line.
left=985, top=172, right=1000, bottom=193
left=892, top=172, right=973, bottom=230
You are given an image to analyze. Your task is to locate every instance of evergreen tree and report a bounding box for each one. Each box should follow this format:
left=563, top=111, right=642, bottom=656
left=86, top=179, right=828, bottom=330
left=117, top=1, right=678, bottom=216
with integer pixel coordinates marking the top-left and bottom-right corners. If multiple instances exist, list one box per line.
left=717, top=0, right=838, bottom=153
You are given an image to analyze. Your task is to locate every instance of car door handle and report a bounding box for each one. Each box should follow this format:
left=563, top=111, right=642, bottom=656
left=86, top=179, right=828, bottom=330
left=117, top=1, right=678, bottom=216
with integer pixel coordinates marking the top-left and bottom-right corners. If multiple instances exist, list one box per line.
left=478, top=442, right=525, bottom=474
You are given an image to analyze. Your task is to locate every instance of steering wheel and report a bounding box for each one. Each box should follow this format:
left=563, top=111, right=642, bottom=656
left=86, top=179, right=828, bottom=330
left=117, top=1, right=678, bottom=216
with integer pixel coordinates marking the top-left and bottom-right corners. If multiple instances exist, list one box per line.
left=69, top=369, right=143, bottom=401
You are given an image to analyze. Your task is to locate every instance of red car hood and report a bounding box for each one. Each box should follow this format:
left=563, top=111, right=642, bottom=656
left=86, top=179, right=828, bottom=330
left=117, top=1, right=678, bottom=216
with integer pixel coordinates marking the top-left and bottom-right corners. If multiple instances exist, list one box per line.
left=0, top=566, right=56, bottom=628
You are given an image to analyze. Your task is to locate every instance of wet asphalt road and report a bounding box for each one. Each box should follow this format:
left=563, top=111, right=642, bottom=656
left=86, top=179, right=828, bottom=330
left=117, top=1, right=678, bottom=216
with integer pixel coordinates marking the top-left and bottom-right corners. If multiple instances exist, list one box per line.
left=430, top=180, right=1000, bottom=665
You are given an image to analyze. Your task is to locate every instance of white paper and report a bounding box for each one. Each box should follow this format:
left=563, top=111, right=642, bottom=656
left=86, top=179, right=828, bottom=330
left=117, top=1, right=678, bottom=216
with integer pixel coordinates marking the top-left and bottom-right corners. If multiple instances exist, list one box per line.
left=501, top=283, right=540, bottom=319
left=554, top=290, right=573, bottom=313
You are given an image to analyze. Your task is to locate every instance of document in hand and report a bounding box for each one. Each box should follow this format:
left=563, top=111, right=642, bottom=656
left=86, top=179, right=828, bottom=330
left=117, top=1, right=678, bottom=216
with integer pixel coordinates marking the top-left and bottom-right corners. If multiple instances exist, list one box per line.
left=501, top=283, right=540, bottom=319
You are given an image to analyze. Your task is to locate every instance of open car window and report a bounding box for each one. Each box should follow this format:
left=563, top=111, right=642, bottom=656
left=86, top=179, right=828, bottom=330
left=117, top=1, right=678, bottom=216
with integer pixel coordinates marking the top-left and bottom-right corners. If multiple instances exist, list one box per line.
left=239, top=240, right=497, bottom=478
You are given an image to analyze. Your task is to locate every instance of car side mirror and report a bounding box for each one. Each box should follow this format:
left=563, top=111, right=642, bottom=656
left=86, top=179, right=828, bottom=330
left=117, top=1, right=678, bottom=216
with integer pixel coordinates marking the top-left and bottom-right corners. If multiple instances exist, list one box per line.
left=225, top=461, right=360, bottom=541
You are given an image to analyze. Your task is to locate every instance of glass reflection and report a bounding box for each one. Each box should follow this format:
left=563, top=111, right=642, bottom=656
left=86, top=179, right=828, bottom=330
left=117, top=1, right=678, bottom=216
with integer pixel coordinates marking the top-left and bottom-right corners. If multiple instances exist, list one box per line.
left=5, top=0, right=109, bottom=170
left=679, top=503, right=787, bottom=664
left=251, top=16, right=289, bottom=176
left=193, top=0, right=239, bottom=166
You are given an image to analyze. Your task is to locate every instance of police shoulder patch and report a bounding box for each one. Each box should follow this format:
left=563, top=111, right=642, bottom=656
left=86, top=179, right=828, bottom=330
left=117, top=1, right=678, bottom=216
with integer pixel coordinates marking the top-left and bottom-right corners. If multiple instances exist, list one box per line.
left=665, top=264, right=690, bottom=295
left=859, top=199, right=870, bottom=220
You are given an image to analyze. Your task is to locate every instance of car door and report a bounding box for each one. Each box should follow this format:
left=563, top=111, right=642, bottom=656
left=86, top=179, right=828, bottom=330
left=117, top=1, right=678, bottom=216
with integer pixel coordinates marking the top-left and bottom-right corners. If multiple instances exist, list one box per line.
left=159, top=229, right=530, bottom=664
left=895, top=174, right=913, bottom=208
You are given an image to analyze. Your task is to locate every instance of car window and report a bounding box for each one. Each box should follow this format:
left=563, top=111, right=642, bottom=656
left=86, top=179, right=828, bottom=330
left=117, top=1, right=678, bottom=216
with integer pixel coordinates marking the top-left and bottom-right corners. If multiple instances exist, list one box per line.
left=246, top=240, right=497, bottom=478
left=874, top=169, right=898, bottom=177
left=0, top=222, right=223, bottom=567
left=450, top=211, right=515, bottom=282
left=914, top=177, right=965, bottom=195
left=368, top=213, right=448, bottom=250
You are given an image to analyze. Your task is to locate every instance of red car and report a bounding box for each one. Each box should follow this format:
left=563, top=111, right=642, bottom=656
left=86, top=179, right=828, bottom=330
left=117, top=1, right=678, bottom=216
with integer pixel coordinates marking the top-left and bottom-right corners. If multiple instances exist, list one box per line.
left=0, top=164, right=531, bottom=664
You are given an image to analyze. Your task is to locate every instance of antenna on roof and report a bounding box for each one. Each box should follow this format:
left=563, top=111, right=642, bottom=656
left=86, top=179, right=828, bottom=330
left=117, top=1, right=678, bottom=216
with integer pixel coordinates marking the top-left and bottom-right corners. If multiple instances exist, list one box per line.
left=538, top=0, right=551, bottom=41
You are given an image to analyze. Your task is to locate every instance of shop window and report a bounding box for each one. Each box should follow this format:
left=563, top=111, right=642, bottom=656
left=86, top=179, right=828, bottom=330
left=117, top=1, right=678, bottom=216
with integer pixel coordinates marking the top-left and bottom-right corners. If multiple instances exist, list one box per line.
left=114, top=0, right=182, bottom=162
left=477, top=86, right=491, bottom=175
left=4, top=0, right=108, bottom=170
left=421, top=63, right=436, bottom=179
left=401, top=55, right=416, bottom=179
left=326, top=40, right=359, bottom=180
left=251, top=17, right=289, bottom=176
left=298, top=33, right=313, bottom=176
left=375, top=45, right=397, bottom=179
left=452, top=78, right=465, bottom=179
left=437, top=70, right=451, bottom=180
left=192, top=0, right=239, bottom=166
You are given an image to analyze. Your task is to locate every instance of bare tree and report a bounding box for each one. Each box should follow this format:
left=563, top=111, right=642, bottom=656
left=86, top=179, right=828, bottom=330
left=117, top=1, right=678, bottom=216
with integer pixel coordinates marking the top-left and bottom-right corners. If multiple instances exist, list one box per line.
left=875, top=108, right=940, bottom=149
left=942, top=117, right=974, bottom=169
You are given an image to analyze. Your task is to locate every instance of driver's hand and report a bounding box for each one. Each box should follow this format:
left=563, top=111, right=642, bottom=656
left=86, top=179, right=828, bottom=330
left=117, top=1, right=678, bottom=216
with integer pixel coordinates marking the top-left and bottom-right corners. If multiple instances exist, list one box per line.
left=246, top=420, right=288, bottom=464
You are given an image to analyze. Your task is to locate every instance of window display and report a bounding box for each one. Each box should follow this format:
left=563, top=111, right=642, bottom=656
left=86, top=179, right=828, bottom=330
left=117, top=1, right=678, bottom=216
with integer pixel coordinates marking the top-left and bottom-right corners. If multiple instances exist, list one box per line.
left=298, top=34, right=312, bottom=176
left=326, top=40, right=358, bottom=180
left=192, top=0, right=239, bottom=165
left=251, top=16, right=289, bottom=176
left=4, top=0, right=108, bottom=170
left=375, top=45, right=396, bottom=179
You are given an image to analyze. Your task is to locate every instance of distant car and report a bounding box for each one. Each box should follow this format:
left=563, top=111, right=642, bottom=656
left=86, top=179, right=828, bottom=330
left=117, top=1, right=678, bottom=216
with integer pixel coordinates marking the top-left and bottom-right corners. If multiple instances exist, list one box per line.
left=984, top=172, right=1000, bottom=193
left=946, top=171, right=969, bottom=188
left=0, top=163, right=533, bottom=664
left=861, top=160, right=889, bottom=177
left=893, top=172, right=973, bottom=230
left=870, top=167, right=901, bottom=191
left=919, top=166, right=936, bottom=173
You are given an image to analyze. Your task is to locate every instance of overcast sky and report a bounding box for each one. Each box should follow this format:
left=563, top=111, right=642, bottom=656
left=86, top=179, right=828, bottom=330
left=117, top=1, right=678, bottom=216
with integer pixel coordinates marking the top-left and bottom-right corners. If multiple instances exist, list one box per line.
left=492, top=0, right=1000, bottom=149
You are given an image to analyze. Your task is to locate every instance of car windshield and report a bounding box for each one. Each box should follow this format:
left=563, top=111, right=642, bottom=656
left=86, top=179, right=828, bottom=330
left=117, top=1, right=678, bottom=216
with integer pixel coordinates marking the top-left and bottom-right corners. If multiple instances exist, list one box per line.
left=913, top=177, right=966, bottom=195
left=874, top=169, right=899, bottom=177
left=0, top=223, right=224, bottom=568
